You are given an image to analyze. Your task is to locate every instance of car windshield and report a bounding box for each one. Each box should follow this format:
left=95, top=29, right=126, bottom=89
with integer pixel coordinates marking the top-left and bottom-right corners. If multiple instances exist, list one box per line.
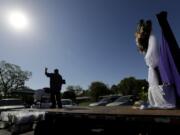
left=99, top=96, right=119, bottom=102
left=61, top=100, right=72, bottom=105
left=115, top=96, right=130, bottom=102
left=99, top=98, right=109, bottom=102
left=110, top=96, right=120, bottom=101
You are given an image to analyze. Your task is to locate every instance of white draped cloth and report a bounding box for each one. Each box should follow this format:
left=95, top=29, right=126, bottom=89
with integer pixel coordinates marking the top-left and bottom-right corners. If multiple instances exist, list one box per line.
left=0, top=109, right=45, bottom=124
left=144, top=33, right=176, bottom=109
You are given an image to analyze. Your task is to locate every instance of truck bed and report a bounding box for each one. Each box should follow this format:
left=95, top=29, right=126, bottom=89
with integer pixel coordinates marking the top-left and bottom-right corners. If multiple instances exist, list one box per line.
left=34, top=106, right=180, bottom=135
left=44, top=106, right=180, bottom=117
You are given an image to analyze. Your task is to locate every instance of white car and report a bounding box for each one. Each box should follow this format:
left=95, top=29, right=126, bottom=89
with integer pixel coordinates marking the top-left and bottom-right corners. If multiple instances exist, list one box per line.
left=38, top=99, right=75, bottom=108
left=61, top=99, right=76, bottom=107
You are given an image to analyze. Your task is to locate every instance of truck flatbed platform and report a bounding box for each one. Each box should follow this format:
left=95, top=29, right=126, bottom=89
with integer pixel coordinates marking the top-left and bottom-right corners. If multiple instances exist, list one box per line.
left=34, top=107, right=180, bottom=135
left=43, top=106, right=180, bottom=117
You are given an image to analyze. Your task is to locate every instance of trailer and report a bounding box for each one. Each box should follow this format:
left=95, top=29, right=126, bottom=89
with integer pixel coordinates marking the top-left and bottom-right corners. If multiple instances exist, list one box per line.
left=34, top=106, right=180, bottom=135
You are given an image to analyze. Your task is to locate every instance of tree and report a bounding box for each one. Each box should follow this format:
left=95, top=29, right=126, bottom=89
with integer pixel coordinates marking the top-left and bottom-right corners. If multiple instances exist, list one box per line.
left=117, top=77, right=148, bottom=97
left=62, top=90, right=76, bottom=102
left=0, top=61, right=32, bottom=98
left=139, top=86, right=148, bottom=101
left=66, top=85, right=84, bottom=96
left=73, top=85, right=84, bottom=96
left=81, top=89, right=91, bottom=97
left=117, top=77, right=136, bottom=95
left=66, top=86, right=74, bottom=91
left=110, top=84, right=119, bottom=94
left=89, top=81, right=110, bottom=101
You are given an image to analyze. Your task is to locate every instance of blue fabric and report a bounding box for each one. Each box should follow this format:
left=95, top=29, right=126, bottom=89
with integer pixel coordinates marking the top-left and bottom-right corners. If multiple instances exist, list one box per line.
left=158, top=33, right=180, bottom=97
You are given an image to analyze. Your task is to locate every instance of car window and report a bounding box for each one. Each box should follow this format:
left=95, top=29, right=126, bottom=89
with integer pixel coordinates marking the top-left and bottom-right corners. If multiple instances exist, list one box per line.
left=115, top=96, right=129, bottom=102
left=110, top=96, right=120, bottom=102
left=99, top=98, right=109, bottom=102
left=61, top=100, right=72, bottom=105
left=99, top=96, right=120, bottom=102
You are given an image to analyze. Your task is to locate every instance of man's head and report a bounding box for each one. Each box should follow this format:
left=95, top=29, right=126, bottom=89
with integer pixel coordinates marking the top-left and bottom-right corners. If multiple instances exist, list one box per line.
left=54, top=69, right=59, bottom=74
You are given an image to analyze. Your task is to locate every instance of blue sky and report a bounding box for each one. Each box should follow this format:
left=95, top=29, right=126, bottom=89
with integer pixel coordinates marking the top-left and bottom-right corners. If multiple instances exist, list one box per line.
left=0, top=0, right=180, bottom=91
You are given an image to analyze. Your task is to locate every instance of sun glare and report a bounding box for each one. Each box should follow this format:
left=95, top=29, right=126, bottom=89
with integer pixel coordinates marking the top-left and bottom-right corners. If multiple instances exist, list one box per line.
left=8, top=10, right=29, bottom=30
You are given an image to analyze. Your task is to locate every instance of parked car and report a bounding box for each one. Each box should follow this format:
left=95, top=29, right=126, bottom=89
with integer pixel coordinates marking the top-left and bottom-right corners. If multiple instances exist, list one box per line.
left=61, top=99, right=76, bottom=107
left=106, top=95, right=135, bottom=106
left=37, top=98, right=76, bottom=108
left=0, top=98, right=25, bottom=110
left=89, top=96, right=120, bottom=107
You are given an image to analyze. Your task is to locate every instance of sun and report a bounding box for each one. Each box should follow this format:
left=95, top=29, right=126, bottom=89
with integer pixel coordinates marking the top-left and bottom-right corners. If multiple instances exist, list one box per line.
left=8, top=10, right=29, bottom=30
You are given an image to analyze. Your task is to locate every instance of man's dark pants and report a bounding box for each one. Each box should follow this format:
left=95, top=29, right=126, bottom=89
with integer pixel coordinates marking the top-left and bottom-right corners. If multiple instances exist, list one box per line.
left=50, top=90, right=62, bottom=108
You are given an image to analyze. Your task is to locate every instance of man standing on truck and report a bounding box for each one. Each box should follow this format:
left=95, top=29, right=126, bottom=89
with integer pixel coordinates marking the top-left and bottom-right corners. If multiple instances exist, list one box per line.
left=45, top=68, right=65, bottom=108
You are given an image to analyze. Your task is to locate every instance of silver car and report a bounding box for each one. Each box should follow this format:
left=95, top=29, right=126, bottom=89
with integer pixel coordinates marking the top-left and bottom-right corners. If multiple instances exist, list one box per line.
left=106, top=95, right=135, bottom=106
left=89, top=96, right=120, bottom=107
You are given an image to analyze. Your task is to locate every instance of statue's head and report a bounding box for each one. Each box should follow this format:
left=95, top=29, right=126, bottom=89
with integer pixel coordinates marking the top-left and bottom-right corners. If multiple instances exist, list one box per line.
left=54, top=69, right=59, bottom=74
left=135, top=19, right=152, bottom=53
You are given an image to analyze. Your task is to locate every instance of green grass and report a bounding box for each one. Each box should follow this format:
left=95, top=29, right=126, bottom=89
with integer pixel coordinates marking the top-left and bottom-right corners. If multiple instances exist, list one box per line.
left=78, top=101, right=91, bottom=106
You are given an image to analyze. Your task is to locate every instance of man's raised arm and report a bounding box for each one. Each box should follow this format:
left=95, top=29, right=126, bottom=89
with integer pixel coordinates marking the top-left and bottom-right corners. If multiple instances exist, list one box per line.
left=45, top=67, right=51, bottom=77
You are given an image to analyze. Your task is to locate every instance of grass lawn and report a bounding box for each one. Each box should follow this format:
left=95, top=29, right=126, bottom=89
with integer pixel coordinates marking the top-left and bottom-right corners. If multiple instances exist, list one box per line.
left=78, top=101, right=91, bottom=106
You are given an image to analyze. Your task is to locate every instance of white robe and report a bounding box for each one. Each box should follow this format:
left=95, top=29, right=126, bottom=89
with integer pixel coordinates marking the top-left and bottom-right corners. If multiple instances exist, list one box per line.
left=144, top=33, right=176, bottom=109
